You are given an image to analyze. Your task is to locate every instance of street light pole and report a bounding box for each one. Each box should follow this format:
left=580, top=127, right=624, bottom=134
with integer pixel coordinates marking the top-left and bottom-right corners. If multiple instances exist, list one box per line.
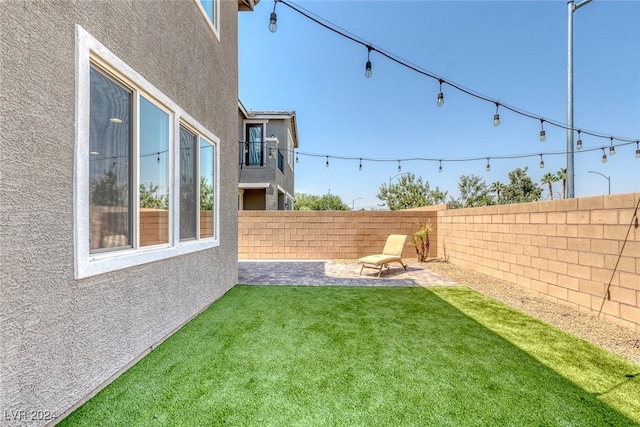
left=351, top=198, right=363, bottom=210
left=567, top=0, right=593, bottom=199
left=587, top=171, right=610, bottom=195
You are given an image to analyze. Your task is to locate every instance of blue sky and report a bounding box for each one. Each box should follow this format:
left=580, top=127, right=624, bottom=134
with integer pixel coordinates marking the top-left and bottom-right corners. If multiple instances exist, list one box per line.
left=239, top=0, right=639, bottom=210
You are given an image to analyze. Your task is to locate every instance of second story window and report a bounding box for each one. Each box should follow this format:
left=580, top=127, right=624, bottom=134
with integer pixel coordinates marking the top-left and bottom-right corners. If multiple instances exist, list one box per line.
left=245, top=123, right=264, bottom=166
left=197, top=0, right=220, bottom=38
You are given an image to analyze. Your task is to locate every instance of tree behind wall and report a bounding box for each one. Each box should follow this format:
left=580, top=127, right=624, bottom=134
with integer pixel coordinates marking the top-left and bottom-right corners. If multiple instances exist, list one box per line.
left=294, top=193, right=349, bottom=210
left=502, top=167, right=542, bottom=204
left=377, top=173, right=448, bottom=210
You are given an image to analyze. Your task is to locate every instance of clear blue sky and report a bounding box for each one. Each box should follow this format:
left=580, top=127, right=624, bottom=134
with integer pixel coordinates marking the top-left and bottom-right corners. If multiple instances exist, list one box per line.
left=239, top=0, right=639, bottom=210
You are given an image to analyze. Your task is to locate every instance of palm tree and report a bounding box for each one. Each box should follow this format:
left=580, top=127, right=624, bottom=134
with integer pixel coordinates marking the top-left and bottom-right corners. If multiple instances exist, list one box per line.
left=556, top=168, right=567, bottom=199
left=541, top=173, right=558, bottom=200
left=489, top=181, right=505, bottom=204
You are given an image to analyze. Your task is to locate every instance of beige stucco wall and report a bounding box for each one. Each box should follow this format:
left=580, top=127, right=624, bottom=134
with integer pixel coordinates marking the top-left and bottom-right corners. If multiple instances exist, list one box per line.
left=1, top=1, right=239, bottom=425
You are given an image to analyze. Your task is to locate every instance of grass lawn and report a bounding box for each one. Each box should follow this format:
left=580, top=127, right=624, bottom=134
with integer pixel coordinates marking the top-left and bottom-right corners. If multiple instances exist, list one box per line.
left=60, top=286, right=640, bottom=426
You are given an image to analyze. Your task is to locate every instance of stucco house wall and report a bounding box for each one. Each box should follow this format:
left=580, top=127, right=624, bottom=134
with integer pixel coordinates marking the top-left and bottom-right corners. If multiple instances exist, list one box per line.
left=1, top=1, right=243, bottom=424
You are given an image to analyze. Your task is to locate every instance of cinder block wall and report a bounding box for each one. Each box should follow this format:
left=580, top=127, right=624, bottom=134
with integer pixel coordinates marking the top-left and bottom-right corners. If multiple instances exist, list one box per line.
left=238, top=210, right=439, bottom=260
left=437, top=193, right=640, bottom=332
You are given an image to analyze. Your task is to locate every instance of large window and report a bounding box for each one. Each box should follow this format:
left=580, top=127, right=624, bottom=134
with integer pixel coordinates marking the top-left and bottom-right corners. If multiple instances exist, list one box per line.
left=75, top=26, right=219, bottom=279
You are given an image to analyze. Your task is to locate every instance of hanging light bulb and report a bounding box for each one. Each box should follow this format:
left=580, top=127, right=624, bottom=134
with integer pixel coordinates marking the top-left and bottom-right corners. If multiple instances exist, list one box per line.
left=295, top=152, right=299, bottom=163
left=397, top=161, right=401, bottom=173
left=576, top=130, right=583, bottom=150
left=539, top=154, right=545, bottom=169
left=609, top=137, right=616, bottom=156
left=539, top=119, right=546, bottom=142
left=359, top=159, right=362, bottom=171
left=636, top=141, right=640, bottom=159
left=326, top=156, right=329, bottom=167
left=269, top=1, right=278, bottom=32
left=438, top=160, right=443, bottom=173
left=493, top=103, right=500, bottom=127
left=601, top=148, right=607, bottom=163
left=437, top=79, right=444, bottom=107
left=486, top=158, right=491, bottom=172
left=365, top=46, right=373, bottom=78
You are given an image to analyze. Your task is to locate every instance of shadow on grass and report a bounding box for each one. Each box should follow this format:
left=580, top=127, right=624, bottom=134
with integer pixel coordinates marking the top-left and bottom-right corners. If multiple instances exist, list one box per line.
left=59, top=286, right=640, bottom=426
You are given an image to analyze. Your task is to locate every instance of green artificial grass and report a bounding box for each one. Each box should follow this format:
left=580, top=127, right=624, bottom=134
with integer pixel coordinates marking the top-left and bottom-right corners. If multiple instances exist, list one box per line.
left=60, top=286, right=640, bottom=426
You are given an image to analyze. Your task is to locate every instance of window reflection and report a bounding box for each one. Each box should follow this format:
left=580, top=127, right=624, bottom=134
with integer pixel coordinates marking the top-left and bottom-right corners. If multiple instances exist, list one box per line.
left=180, top=126, right=198, bottom=240
left=139, top=97, right=170, bottom=246
left=200, top=139, right=214, bottom=238
left=89, top=67, right=132, bottom=252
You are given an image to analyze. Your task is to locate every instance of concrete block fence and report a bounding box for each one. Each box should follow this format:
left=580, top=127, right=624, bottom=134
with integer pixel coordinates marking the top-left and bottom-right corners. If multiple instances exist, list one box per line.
left=436, top=193, right=639, bottom=332
left=238, top=193, right=640, bottom=332
left=238, top=209, right=439, bottom=261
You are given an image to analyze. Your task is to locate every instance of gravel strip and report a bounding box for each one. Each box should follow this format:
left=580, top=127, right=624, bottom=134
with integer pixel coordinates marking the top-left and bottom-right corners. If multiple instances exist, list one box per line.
left=421, top=259, right=640, bottom=365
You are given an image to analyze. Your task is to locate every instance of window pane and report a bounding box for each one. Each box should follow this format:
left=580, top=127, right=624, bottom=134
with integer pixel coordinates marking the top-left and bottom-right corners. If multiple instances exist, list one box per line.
left=89, top=67, right=132, bottom=253
left=247, top=124, right=263, bottom=166
left=180, top=126, right=198, bottom=240
left=139, top=97, right=170, bottom=247
left=200, top=0, right=214, bottom=23
left=199, top=138, right=214, bottom=238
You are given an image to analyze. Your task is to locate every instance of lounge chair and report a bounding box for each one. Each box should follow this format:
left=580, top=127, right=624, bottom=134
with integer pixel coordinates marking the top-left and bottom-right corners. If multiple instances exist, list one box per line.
left=357, top=234, right=408, bottom=278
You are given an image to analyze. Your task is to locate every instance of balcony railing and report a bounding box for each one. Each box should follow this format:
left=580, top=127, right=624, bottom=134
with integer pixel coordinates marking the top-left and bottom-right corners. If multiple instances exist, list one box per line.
left=238, top=141, right=265, bottom=166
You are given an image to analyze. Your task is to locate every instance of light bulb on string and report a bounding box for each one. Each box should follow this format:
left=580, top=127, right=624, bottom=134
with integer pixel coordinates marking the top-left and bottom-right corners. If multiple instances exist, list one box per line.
left=539, top=119, right=546, bottom=142
left=609, top=137, right=616, bottom=156
left=269, top=0, right=278, bottom=32
left=365, top=46, right=373, bottom=78
left=539, top=154, right=545, bottom=169
left=493, top=103, right=500, bottom=127
left=636, top=141, right=640, bottom=159
left=397, top=161, right=401, bottom=173
left=359, top=159, right=362, bottom=171
left=601, top=148, right=607, bottom=163
left=486, top=158, right=491, bottom=172
left=438, top=160, right=443, bottom=173
left=576, top=130, right=583, bottom=150
left=437, top=79, right=444, bottom=107
left=295, top=152, right=299, bottom=163
left=326, top=156, right=329, bottom=167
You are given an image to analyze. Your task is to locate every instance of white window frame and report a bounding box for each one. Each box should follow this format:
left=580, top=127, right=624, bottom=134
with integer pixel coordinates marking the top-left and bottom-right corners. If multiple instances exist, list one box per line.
left=74, top=25, right=220, bottom=279
left=195, top=0, right=220, bottom=41
left=287, top=129, right=294, bottom=171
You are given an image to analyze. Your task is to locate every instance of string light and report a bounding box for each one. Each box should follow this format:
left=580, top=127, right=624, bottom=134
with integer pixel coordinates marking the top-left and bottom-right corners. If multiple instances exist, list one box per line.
left=296, top=151, right=299, bottom=163
left=601, top=148, right=607, bottom=163
left=269, top=0, right=278, bottom=33
left=365, top=45, right=373, bottom=78
left=157, top=152, right=160, bottom=163
left=438, top=160, right=442, bottom=173
left=486, top=158, right=491, bottom=172
left=397, top=160, right=401, bottom=173
left=326, top=156, right=329, bottom=167
left=576, top=130, right=582, bottom=150
left=539, top=154, right=545, bottom=169
left=271, top=0, right=638, bottom=149
left=539, top=119, right=546, bottom=142
left=636, top=141, right=640, bottom=159
left=609, top=137, right=616, bottom=156
left=359, top=158, right=362, bottom=171
left=493, top=103, right=500, bottom=127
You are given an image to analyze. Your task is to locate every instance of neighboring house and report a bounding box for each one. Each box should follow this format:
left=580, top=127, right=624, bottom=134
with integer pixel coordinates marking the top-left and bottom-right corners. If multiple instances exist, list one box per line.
left=238, top=101, right=299, bottom=210
left=1, top=0, right=257, bottom=424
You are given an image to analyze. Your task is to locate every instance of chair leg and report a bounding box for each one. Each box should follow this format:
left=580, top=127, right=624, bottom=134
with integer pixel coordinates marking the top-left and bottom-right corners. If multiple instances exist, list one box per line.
left=359, top=265, right=364, bottom=275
